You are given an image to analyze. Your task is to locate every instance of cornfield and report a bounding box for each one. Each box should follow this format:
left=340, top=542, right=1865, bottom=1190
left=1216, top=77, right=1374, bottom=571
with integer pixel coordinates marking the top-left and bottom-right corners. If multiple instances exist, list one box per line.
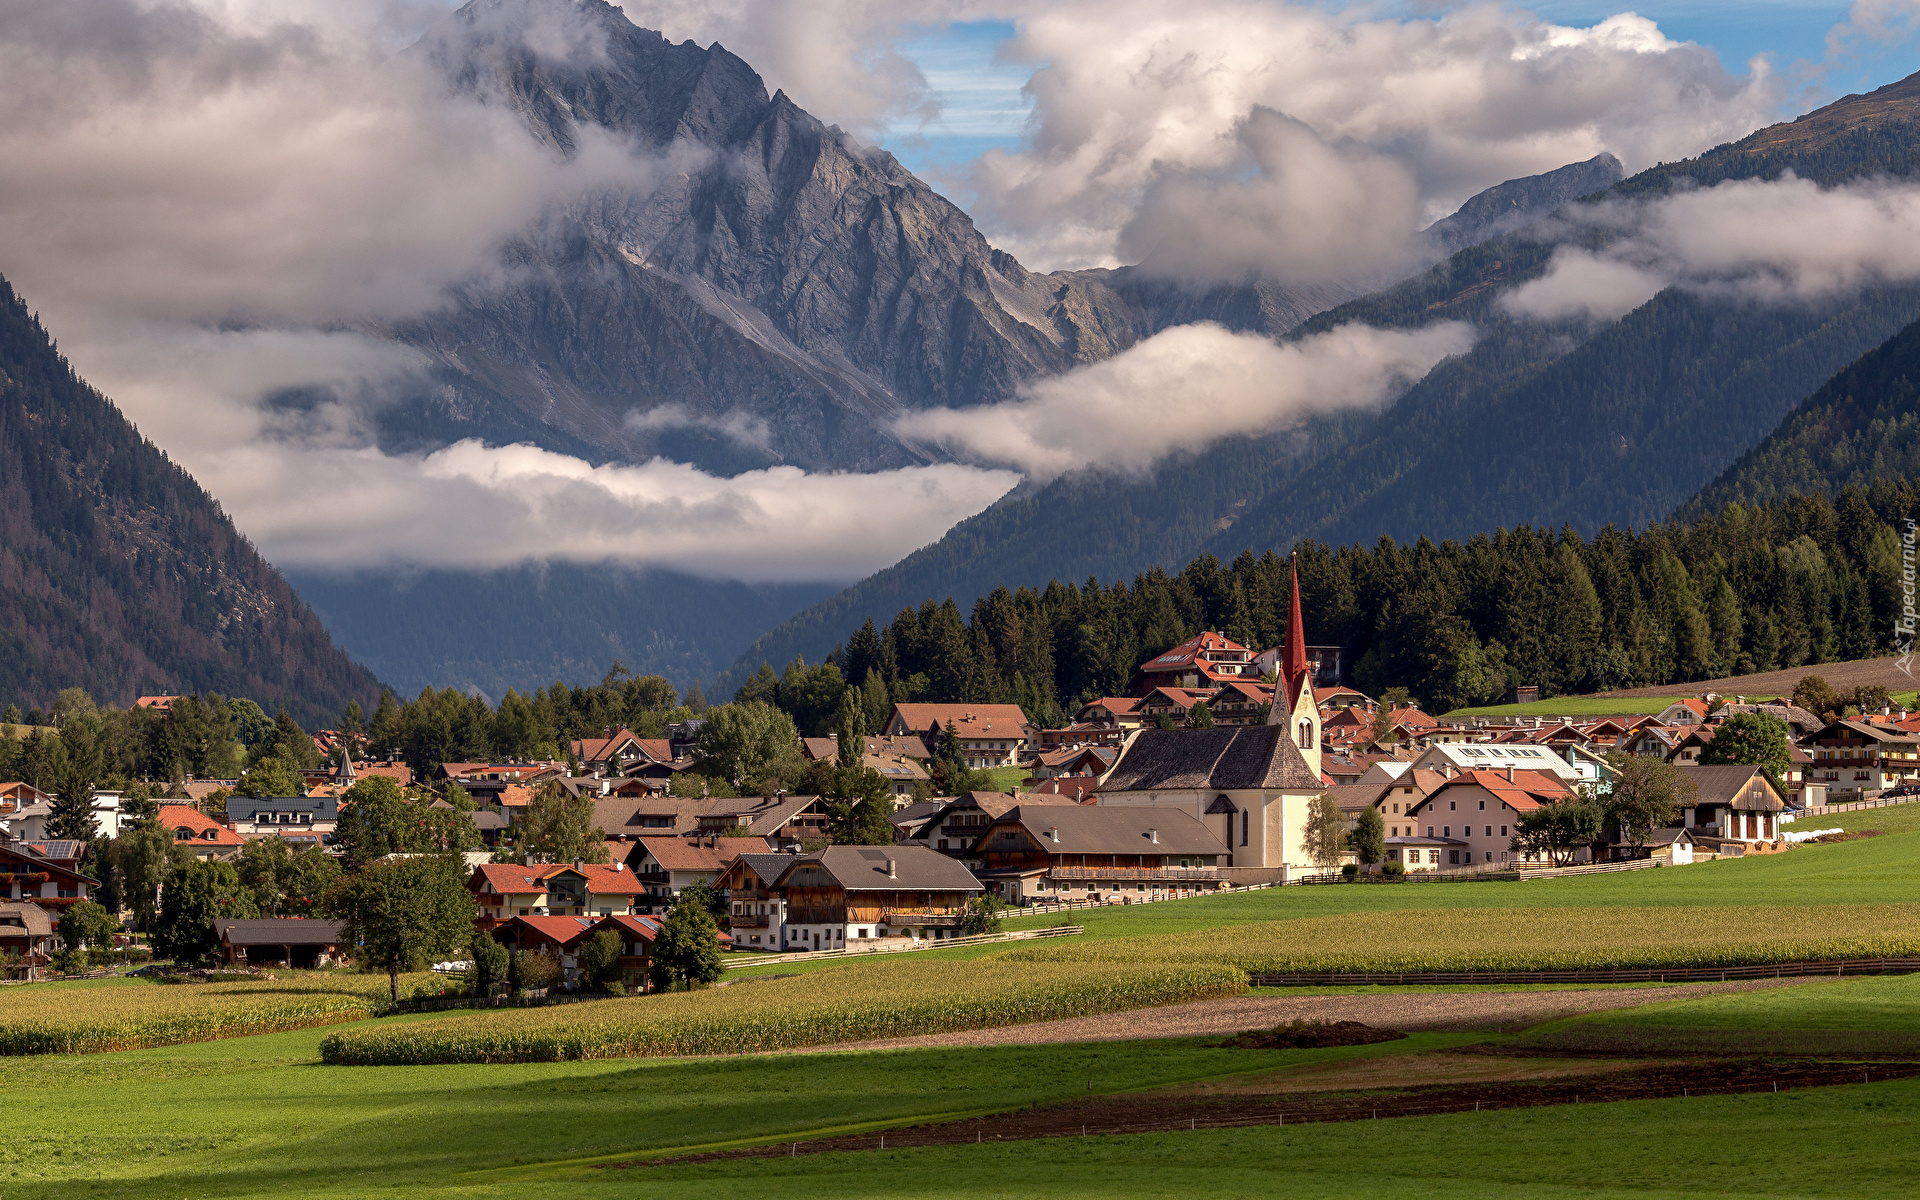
left=0, top=980, right=377, bottom=1056
left=320, top=961, right=1246, bottom=1065
left=997, top=903, right=1920, bottom=975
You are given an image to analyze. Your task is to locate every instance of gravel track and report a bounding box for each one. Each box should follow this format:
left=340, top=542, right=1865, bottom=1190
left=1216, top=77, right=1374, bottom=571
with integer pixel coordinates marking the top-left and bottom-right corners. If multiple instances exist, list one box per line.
left=805, top=977, right=1820, bottom=1053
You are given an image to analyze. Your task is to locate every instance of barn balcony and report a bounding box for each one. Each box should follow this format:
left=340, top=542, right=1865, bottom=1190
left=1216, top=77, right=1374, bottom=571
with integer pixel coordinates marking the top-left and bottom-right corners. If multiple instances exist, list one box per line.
left=1048, top=866, right=1221, bottom=882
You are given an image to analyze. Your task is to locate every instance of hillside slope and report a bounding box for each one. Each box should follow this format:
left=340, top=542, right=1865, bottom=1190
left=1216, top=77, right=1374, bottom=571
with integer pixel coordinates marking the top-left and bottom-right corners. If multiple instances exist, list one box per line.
left=1679, top=312, right=1920, bottom=517
left=0, top=278, right=380, bottom=725
left=720, top=72, right=1920, bottom=688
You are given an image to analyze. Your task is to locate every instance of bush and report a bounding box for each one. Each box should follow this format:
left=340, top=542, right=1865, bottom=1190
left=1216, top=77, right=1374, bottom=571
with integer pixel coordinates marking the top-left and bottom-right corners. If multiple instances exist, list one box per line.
left=959, top=894, right=1003, bottom=935
left=510, top=950, right=561, bottom=995
left=1340, top=864, right=1359, bottom=880
left=1382, top=861, right=1406, bottom=879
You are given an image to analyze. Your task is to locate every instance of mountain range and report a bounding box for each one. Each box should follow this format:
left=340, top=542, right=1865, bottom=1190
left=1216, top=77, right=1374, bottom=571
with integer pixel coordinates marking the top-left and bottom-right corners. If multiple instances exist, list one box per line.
left=16, top=0, right=1920, bottom=714
left=292, top=0, right=1631, bottom=695
left=721, top=70, right=1920, bottom=691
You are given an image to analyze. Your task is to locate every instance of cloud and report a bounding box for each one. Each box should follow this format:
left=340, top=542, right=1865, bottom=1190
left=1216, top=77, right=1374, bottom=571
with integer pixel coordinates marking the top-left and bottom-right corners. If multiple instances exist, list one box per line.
left=224, top=442, right=1020, bottom=582
left=894, top=320, right=1474, bottom=481
left=624, top=403, right=773, bottom=452
left=1118, top=109, right=1425, bottom=287
left=0, top=0, right=682, bottom=329
left=1501, top=174, right=1920, bottom=321
left=69, top=318, right=1017, bottom=582
left=1499, top=246, right=1669, bottom=322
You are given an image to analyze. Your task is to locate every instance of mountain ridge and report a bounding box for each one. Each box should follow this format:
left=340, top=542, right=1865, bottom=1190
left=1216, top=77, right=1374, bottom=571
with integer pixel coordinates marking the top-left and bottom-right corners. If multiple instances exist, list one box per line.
left=0, top=277, right=381, bottom=726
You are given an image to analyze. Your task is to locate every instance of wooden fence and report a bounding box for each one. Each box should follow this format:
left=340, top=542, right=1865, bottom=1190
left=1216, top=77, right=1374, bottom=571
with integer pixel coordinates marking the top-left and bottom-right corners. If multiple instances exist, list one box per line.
left=1792, top=794, right=1920, bottom=817
left=1247, top=957, right=1920, bottom=988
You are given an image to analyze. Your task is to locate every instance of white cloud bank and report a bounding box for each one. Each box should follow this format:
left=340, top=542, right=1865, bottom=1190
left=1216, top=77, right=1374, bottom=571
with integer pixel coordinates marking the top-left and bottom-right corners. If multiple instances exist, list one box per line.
left=895, top=321, right=1474, bottom=481
left=1501, top=174, right=1920, bottom=323
left=621, top=1, right=1790, bottom=279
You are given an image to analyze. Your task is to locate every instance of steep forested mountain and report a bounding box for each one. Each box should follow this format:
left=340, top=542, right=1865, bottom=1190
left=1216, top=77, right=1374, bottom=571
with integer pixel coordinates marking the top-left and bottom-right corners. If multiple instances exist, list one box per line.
left=1680, top=312, right=1920, bottom=517
left=0, top=278, right=380, bottom=726
left=722, top=71, right=1920, bottom=692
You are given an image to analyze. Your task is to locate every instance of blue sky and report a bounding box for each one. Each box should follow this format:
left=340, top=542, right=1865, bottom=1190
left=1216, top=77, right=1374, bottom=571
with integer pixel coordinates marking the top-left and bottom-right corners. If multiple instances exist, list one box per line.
left=881, top=4, right=1920, bottom=178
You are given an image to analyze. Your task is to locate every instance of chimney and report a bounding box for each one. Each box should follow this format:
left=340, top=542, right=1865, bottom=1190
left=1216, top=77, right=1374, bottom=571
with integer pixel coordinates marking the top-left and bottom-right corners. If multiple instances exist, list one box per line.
left=1504, top=765, right=1514, bottom=783
left=886, top=857, right=897, bottom=879
left=1148, top=827, right=1159, bottom=844
left=574, top=857, right=584, bottom=872
left=1048, top=827, right=1059, bottom=842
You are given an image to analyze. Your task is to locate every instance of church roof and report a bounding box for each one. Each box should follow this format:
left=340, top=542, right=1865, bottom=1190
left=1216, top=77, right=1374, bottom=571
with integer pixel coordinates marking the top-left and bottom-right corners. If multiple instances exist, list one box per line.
left=1103, top=726, right=1320, bottom=792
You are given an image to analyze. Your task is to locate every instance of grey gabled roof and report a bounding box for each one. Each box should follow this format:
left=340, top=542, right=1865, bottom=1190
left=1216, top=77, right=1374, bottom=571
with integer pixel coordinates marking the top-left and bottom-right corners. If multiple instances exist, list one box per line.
left=1675, top=765, right=1785, bottom=811
left=212, top=918, right=346, bottom=946
left=1102, top=726, right=1320, bottom=792
left=225, top=794, right=340, bottom=819
left=993, top=805, right=1226, bottom=856
left=733, top=853, right=801, bottom=886
left=775, top=846, right=983, bottom=893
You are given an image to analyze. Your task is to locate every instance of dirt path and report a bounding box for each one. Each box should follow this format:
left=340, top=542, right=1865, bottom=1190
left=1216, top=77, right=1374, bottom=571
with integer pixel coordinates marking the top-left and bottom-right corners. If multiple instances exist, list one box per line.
left=805, top=977, right=1821, bottom=1053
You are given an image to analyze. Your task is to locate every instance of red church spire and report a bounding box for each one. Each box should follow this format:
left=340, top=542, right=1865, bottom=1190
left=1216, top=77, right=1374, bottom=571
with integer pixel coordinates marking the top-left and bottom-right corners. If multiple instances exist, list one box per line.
left=1281, top=556, right=1308, bottom=700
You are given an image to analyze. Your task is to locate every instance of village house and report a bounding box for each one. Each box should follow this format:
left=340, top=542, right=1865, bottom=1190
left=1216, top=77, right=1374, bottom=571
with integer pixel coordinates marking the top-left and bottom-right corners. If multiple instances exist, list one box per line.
left=1410, top=742, right=1582, bottom=784
left=0, top=901, right=56, bottom=973
left=621, top=835, right=770, bottom=912
left=1253, top=643, right=1345, bottom=688
left=568, top=727, right=682, bottom=776
left=590, top=793, right=833, bottom=849
left=1404, top=767, right=1573, bottom=869
left=1131, top=631, right=1257, bottom=693
left=714, top=852, right=802, bottom=950
left=1073, top=697, right=1145, bottom=731
left=1208, top=680, right=1276, bottom=726
left=1675, top=765, right=1787, bottom=850
left=491, top=913, right=733, bottom=988
left=921, top=791, right=1079, bottom=869
left=1804, top=719, right=1920, bottom=800
left=883, top=703, right=1033, bottom=768
left=767, top=845, right=983, bottom=951
left=1029, top=745, right=1116, bottom=782
left=465, top=859, right=645, bottom=927
left=1654, top=698, right=1712, bottom=726
left=1609, top=825, right=1698, bottom=865
left=1035, top=721, right=1128, bottom=750
left=1137, top=686, right=1219, bottom=728
left=0, top=836, right=97, bottom=911
left=225, top=794, right=341, bottom=841
left=969, top=805, right=1228, bottom=905
left=157, top=804, right=246, bottom=860
left=213, top=918, right=347, bottom=968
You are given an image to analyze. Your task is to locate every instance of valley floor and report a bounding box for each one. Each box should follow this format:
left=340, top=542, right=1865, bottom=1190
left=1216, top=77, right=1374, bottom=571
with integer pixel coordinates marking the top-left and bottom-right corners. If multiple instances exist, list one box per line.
left=16, top=800, right=1920, bottom=1198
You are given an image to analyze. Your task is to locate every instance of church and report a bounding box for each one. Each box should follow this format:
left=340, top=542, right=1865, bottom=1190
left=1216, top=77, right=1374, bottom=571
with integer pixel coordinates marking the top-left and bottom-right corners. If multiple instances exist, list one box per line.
left=1095, top=562, right=1329, bottom=877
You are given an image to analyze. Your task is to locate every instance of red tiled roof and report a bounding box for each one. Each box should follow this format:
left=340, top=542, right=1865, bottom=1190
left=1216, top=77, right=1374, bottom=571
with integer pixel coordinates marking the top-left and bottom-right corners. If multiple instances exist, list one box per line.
left=1137, top=630, right=1251, bottom=674
left=471, top=864, right=548, bottom=895
left=634, top=836, right=769, bottom=873
left=888, top=704, right=1031, bottom=738
left=157, top=805, right=245, bottom=846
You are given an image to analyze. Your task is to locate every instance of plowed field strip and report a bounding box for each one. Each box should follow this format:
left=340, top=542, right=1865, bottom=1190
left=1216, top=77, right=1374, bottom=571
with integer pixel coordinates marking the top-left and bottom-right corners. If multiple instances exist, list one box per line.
left=612, top=1058, right=1920, bottom=1168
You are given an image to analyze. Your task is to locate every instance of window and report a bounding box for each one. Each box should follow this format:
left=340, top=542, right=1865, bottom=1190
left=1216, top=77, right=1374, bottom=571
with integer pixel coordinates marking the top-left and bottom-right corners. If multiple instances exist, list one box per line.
left=1485, top=852, right=1493, bottom=862
left=1485, top=826, right=1492, bottom=837
left=1448, top=850, right=1460, bottom=864
left=1426, top=826, right=1433, bottom=837
left=1391, top=803, right=1399, bottom=814
left=1241, top=810, right=1249, bottom=847
left=1427, top=850, right=1440, bottom=864
left=1443, top=826, right=1451, bottom=837
left=1478, top=800, right=1485, bottom=810
left=1500, top=825, right=1508, bottom=836
left=1449, top=801, right=1456, bottom=810
left=857, top=928, right=869, bottom=938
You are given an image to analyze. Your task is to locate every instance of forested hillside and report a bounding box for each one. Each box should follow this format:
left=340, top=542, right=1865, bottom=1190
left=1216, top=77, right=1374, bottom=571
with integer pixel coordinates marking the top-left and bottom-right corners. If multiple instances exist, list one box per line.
left=753, top=486, right=1915, bottom=720
left=1681, top=313, right=1920, bottom=517
left=722, top=71, right=1920, bottom=693
left=0, top=277, right=380, bottom=727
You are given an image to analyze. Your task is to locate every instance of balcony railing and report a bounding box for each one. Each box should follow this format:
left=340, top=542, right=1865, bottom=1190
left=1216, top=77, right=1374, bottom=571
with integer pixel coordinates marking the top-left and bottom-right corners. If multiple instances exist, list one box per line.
left=729, top=914, right=772, bottom=927
left=880, top=910, right=965, bottom=927
left=1048, top=866, right=1221, bottom=882
left=785, top=908, right=847, bottom=925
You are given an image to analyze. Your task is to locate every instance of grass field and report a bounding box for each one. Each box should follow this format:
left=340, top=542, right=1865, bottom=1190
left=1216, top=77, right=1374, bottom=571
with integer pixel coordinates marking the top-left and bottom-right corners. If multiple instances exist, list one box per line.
left=11, top=788, right=1920, bottom=1196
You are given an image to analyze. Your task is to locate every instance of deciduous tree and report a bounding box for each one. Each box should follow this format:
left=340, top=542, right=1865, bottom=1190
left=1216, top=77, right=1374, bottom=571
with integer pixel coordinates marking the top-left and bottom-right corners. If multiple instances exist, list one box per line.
left=513, top=779, right=609, bottom=865
left=322, top=854, right=476, bottom=1005
left=1351, top=805, right=1386, bottom=873
left=646, top=897, right=724, bottom=991
left=1698, top=713, right=1792, bottom=796
left=1302, top=794, right=1349, bottom=872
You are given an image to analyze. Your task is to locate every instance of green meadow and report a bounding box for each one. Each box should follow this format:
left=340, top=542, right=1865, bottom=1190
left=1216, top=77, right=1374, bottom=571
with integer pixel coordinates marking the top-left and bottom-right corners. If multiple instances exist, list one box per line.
left=8, top=798, right=1920, bottom=1197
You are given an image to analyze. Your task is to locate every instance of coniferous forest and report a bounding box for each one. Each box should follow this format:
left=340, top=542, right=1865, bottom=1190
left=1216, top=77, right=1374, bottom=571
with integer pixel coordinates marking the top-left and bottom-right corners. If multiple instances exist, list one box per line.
left=762, top=484, right=1918, bottom=722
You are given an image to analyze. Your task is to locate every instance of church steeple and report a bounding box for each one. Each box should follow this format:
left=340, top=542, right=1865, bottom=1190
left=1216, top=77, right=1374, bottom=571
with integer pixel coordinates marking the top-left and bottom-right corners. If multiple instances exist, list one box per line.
left=1281, top=556, right=1309, bottom=701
